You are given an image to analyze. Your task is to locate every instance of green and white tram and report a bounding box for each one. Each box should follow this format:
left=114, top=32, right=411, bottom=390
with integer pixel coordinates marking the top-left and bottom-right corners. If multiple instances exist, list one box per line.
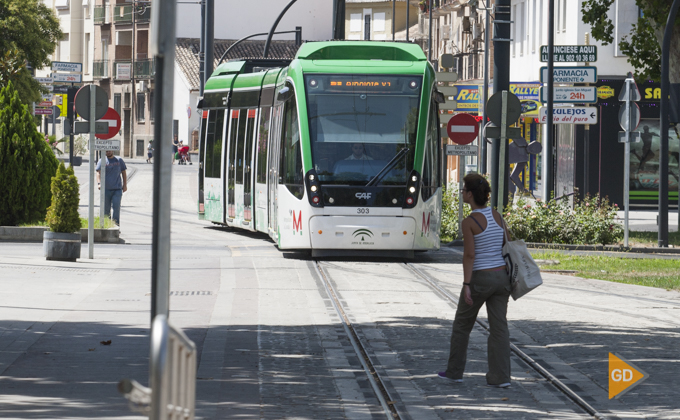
left=197, top=41, right=443, bottom=257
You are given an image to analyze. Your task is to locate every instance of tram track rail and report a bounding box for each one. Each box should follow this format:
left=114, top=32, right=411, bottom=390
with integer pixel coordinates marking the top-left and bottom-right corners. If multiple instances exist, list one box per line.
left=404, top=262, right=608, bottom=420
left=314, top=261, right=402, bottom=420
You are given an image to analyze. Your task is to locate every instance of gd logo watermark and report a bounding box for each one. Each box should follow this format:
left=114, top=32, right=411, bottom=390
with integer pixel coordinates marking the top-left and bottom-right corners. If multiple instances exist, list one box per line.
left=609, top=353, right=649, bottom=399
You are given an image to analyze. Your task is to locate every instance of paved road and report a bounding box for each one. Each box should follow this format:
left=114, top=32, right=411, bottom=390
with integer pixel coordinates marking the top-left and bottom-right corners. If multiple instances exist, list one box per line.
left=0, top=160, right=678, bottom=419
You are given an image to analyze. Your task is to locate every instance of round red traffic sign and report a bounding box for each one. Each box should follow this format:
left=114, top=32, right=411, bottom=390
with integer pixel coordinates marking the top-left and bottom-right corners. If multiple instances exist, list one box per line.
left=95, top=107, right=121, bottom=140
left=447, top=113, right=479, bottom=145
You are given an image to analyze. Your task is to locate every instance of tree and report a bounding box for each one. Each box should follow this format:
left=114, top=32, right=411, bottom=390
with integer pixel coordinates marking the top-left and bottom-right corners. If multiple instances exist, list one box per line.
left=46, top=163, right=81, bottom=234
left=582, top=0, right=680, bottom=81
left=0, top=81, right=59, bottom=226
left=0, top=0, right=62, bottom=103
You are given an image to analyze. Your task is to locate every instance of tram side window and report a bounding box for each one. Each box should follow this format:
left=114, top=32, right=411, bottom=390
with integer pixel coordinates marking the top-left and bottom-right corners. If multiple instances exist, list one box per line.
left=422, top=102, right=440, bottom=200
left=279, top=87, right=304, bottom=199
left=205, top=110, right=224, bottom=178
left=257, top=107, right=272, bottom=184
left=235, top=111, right=248, bottom=184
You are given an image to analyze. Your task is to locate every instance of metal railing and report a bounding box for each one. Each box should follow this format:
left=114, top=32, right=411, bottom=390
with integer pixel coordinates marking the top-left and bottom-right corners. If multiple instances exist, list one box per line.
left=114, top=5, right=133, bottom=24
left=94, top=5, right=110, bottom=24
left=135, top=59, right=156, bottom=79
left=93, top=60, right=110, bottom=79
left=118, top=315, right=197, bottom=420
left=136, top=4, right=151, bottom=22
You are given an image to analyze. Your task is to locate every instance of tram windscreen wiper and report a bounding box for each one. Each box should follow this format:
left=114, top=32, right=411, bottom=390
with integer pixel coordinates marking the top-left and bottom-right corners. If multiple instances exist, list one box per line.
left=366, top=147, right=409, bottom=187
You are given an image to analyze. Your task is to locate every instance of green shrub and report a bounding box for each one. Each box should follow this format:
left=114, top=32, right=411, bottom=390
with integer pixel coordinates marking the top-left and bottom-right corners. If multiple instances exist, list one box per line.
left=45, top=163, right=81, bottom=233
left=0, top=81, right=59, bottom=226
left=504, top=194, right=623, bottom=245
left=441, top=186, right=471, bottom=242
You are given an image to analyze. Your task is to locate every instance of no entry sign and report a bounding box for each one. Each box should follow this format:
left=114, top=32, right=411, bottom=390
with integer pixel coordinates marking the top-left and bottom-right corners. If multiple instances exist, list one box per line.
left=95, top=107, right=121, bottom=140
left=447, top=113, right=479, bottom=145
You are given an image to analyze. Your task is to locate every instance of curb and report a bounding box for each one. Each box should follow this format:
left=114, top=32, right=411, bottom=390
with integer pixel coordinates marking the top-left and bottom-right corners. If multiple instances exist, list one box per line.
left=0, top=226, right=120, bottom=243
left=444, top=240, right=680, bottom=255
left=526, top=242, right=680, bottom=255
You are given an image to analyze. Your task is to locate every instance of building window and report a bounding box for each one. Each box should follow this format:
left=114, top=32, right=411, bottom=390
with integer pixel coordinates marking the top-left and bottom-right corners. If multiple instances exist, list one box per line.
left=511, top=5, right=516, bottom=57
left=562, top=0, right=567, bottom=32
left=136, top=92, right=145, bottom=122
left=84, top=33, right=90, bottom=74
left=364, top=14, right=371, bottom=40
left=114, top=93, right=121, bottom=115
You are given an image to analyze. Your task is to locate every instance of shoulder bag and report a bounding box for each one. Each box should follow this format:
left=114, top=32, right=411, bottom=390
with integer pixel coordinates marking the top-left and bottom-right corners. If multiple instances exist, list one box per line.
left=501, top=219, right=543, bottom=300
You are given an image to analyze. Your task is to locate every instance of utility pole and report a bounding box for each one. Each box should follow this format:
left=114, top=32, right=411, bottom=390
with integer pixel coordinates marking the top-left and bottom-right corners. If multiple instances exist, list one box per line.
left=392, top=0, right=396, bottom=41
left=543, top=0, right=555, bottom=202
left=490, top=0, right=511, bottom=210
left=480, top=3, right=490, bottom=174
left=428, top=1, right=432, bottom=62
left=149, top=0, right=178, bottom=321
left=333, top=0, right=346, bottom=40
left=659, top=0, right=680, bottom=247
left=406, top=0, right=410, bottom=42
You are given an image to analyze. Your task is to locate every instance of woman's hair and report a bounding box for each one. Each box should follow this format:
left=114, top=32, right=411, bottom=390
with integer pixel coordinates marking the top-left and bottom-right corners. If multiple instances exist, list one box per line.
left=463, top=173, right=491, bottom=206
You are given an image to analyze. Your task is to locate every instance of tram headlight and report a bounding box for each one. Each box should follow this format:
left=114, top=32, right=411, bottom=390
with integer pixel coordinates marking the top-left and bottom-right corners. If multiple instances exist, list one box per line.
left=409, top=186, right=416, bottom=193
left=392, top=198, right=397, bottom=204
left=329, top=197, right=335, bottom=204
left=411, top=175, right=418, bottom=182
left=310, top=79, right=318, bottom=88
left=409, top=80, right=418, bottom=89
left=309, top=174, right=315, bottom=181
left=311, top=185, right=317, bottom=192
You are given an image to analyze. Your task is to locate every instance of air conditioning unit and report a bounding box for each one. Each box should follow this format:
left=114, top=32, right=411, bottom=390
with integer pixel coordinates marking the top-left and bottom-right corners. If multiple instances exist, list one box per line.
left=441, top=25, right=451, bottom=40
left=122, top=84, right=130, bottom=93
left=137, top=81, right=147, bottom=92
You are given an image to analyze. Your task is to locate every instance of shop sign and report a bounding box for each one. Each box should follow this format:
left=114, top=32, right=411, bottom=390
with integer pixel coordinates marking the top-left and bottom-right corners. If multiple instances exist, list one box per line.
left=598, top=86, right=615, bottom=99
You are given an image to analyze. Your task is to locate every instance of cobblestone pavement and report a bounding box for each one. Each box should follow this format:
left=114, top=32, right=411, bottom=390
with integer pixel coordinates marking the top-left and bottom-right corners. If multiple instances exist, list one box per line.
left=0, top=162, right=678, bottom=419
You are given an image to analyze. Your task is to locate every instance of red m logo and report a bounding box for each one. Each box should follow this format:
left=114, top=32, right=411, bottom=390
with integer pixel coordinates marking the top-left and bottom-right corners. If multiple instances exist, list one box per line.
left=422, top=212, right=431, bottom=236
left=293, top=210, right=302, bottom=233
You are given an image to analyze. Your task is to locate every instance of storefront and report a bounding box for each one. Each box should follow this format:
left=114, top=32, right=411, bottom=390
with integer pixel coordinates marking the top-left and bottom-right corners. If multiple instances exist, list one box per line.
left=575, top=77, right=679, bottom=208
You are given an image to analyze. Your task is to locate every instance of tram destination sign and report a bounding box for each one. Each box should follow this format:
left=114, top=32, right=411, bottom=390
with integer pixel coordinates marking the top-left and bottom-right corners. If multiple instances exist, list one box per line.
left=540, top=66, right=597, bottom=83
left=540, top=45, right=597, bottom=63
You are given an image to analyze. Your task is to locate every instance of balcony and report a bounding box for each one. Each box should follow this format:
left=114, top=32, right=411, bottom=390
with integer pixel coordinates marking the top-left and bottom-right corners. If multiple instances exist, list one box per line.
left=93, top=60, right=110, bottom=79
left=135, top=3, right=151, bottom=22
left=113, top=60, right=132, bottom=80
left=134, top=59, right=155, bottom=79
left=94, top=6, right=110, bottom=25
left=114, top=5, right=133, bottom=24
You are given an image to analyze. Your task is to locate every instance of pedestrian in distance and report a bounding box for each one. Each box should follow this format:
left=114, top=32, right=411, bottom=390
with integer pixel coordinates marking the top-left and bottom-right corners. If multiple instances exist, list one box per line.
left=96, top=150, right=128, bottom=226
left=146, top=140, right=153, bottom=163
left=438, top=173, right=513, bottom=388
left=172, top=134, right=179, bottom=165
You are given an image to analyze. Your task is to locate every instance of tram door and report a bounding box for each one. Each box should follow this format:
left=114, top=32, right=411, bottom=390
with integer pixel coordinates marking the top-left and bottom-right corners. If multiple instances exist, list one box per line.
left=227, top=110, right=239, bottom=220
left=235, top=110, right=248, bottom=220
left=268, top=105, right=282, bottom=234
left=243, top=109, right=257, bottom=222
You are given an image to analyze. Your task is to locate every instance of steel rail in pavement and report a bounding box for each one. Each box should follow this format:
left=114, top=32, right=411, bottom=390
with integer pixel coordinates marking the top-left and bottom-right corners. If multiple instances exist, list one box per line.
left=314, top=261, right=402, bottom=420
left=404, top=262, right=607, bottom=420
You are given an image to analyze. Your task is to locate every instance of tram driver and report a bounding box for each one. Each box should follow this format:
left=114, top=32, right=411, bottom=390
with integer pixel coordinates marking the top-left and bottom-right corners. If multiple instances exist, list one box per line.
left=345, top=143, right=373, bottom=161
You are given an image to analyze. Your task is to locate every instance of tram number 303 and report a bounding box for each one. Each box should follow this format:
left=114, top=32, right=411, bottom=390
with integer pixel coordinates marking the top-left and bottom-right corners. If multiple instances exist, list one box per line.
left=356, top=208, right=370, bottom=214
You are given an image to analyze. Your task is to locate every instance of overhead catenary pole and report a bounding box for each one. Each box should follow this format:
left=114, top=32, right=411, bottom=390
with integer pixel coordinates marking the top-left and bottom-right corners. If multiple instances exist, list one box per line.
left=490, top=0, right=511, bottom=210
left=392, top=0, right=396, bottom=41
left=543, top=0, right=555, bottom=202
left=204, top=0, right=214, bottom=85
left=428, top=0, right=432, bottom=61
left=149, top=0, right=178, bottom=322
left=199, top=0, right=205, bottom=95
left=406, top=0, right=410, bottom=42
left=659, top=0, right=680, bottom=247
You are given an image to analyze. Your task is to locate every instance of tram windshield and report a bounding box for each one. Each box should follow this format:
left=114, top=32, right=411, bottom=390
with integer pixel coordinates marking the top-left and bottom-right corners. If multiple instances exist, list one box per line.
left=305, top=75, right=421, bottom=186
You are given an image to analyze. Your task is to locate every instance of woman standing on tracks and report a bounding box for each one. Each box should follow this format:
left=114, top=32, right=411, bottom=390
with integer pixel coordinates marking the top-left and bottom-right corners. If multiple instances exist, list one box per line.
left=438, top=173, right=513, bottom=388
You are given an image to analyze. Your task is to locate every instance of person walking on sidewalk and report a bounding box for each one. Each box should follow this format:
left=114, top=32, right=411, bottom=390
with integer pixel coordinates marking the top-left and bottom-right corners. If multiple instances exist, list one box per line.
left=146, top=141, right=153, bottom=163
left=438, top=173, right=513, bottom=388
left=172, top=134, right=179, bottom=165
left=96, top=150, right=128, bottom=226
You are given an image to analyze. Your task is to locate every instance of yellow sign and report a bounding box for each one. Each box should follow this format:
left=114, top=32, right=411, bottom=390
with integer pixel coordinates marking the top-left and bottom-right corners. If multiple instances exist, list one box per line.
left=609, top=353, right=648, bottom=399
left=597, top=86, right=615, bottom=99
left=53, top=94, right=67, bottom=117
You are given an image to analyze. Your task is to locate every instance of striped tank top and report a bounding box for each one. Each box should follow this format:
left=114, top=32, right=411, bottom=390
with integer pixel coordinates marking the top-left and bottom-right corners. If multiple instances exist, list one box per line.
left=470, top=206, right=506, bottom=271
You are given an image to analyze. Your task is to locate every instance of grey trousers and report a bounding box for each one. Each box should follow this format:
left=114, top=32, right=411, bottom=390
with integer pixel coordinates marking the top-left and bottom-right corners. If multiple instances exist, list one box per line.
left=445, top=270, right=512, bottom=385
